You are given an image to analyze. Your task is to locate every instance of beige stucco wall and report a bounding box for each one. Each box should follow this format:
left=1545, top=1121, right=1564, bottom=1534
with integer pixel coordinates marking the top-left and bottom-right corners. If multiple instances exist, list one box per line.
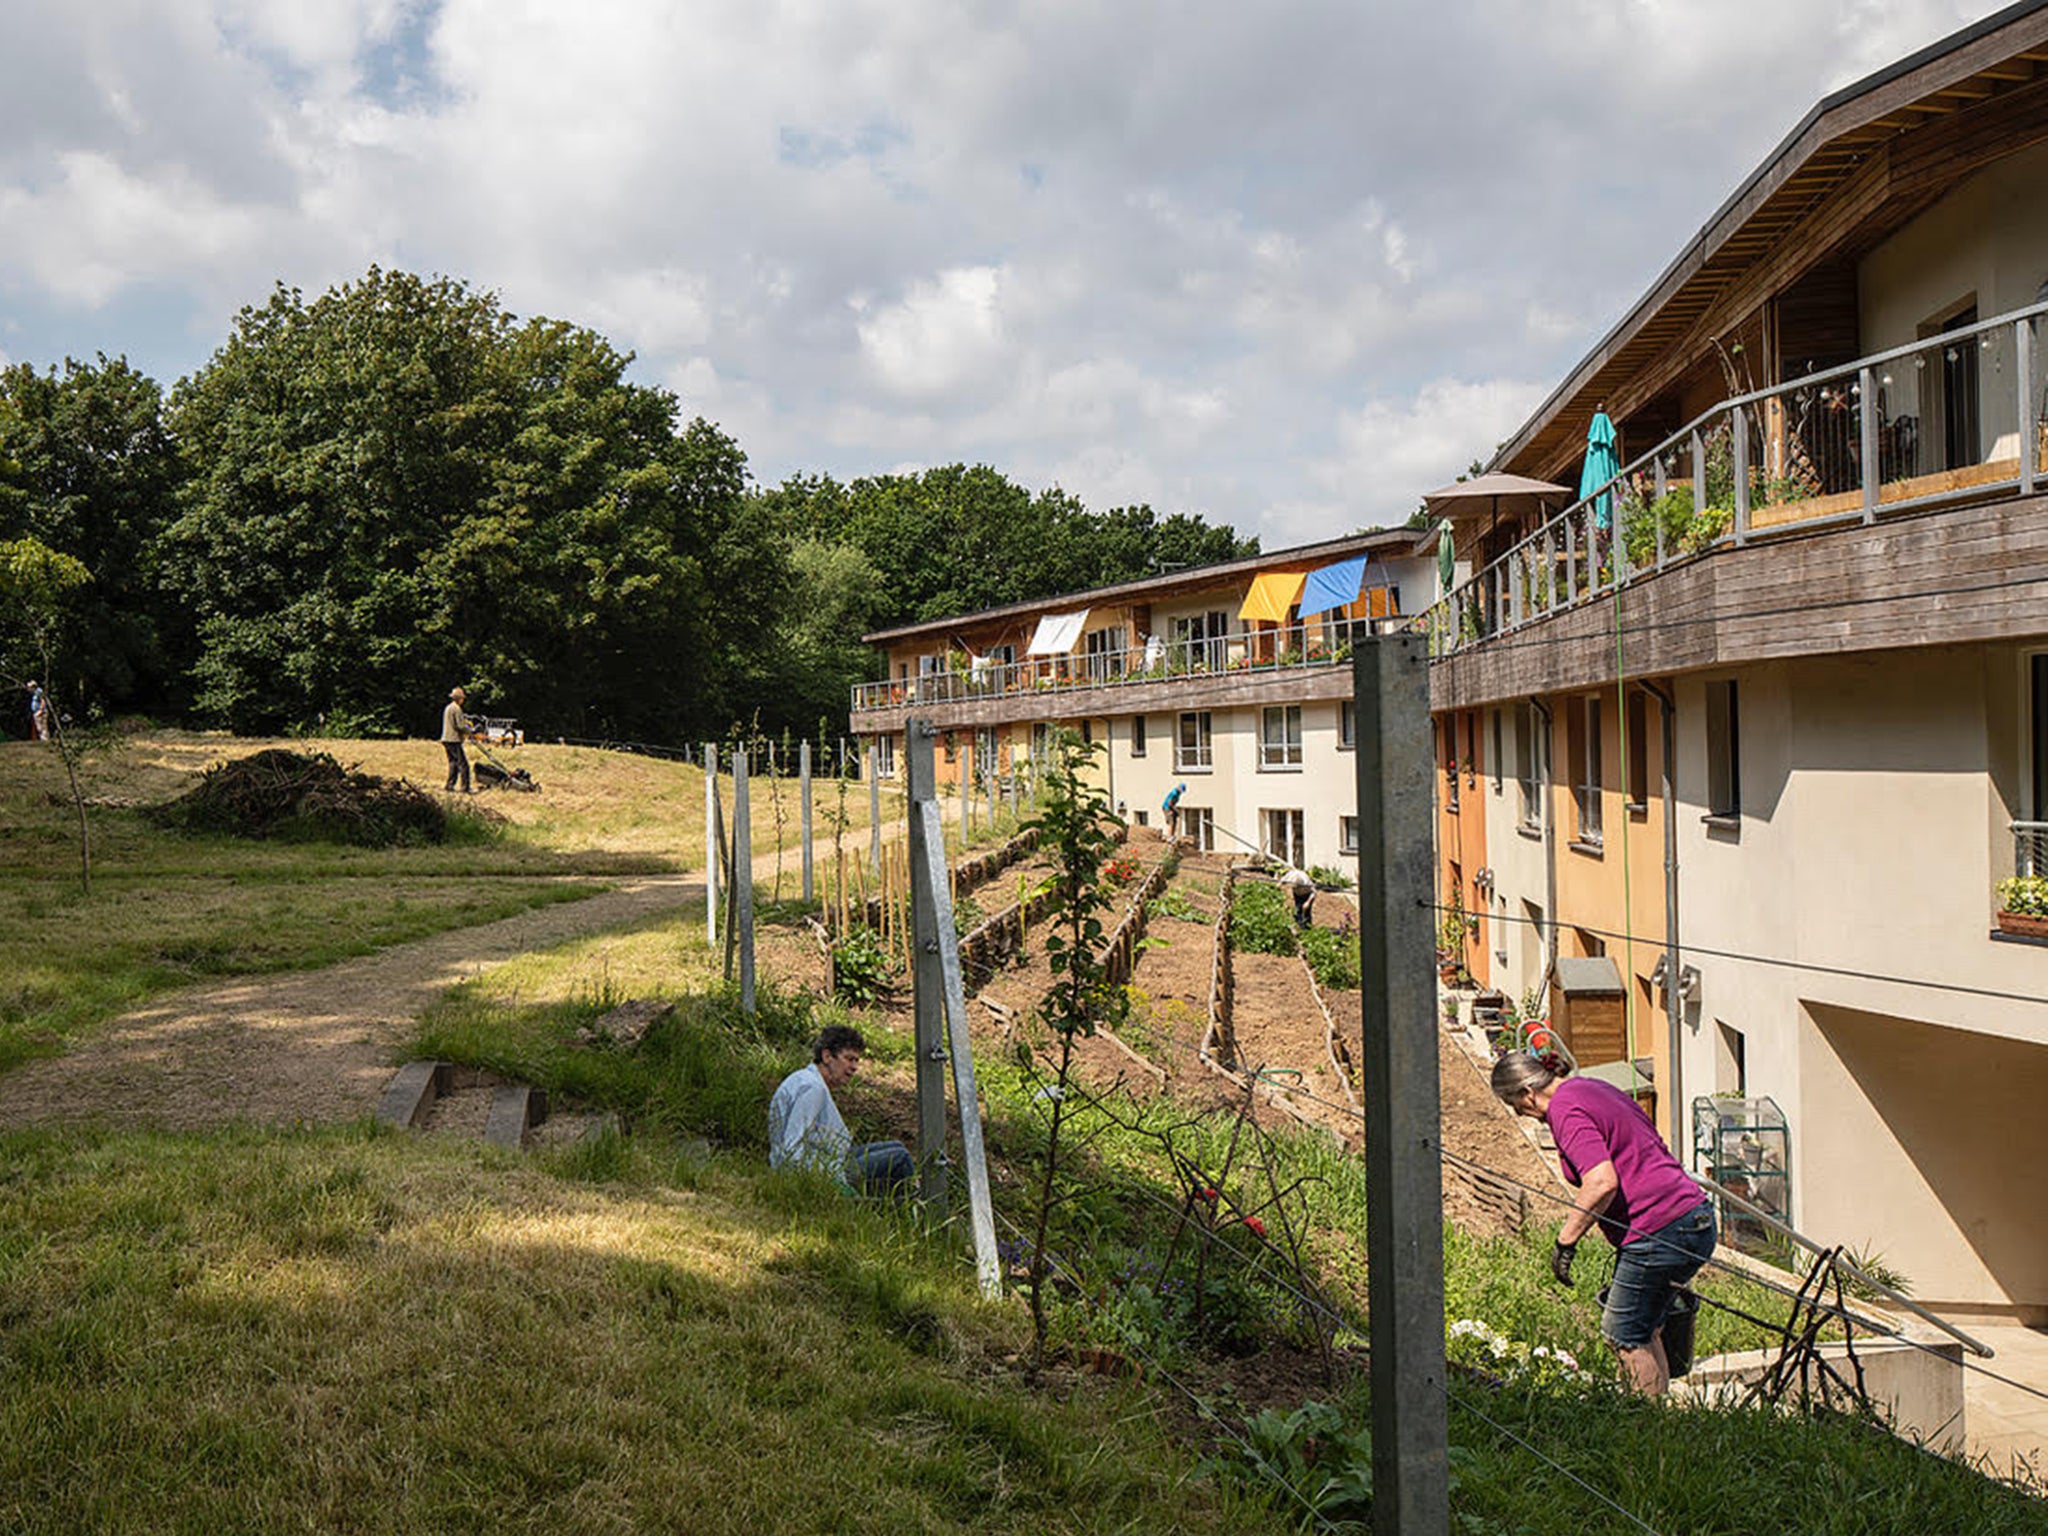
left=1672, top=645, right=2048, bottom=1312
left=1858, top=137, right=2048, bottom=458
left=1100, top=699, right=1362, bottom=871
left=1481, top=704, right=1551, bottom=1010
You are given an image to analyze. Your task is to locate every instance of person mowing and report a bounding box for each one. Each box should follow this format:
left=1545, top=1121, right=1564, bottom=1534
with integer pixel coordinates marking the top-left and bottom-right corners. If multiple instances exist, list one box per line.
left=440, top=686, right=475, bottom=794
left=1493, top=1049, right=1717, bottom=1396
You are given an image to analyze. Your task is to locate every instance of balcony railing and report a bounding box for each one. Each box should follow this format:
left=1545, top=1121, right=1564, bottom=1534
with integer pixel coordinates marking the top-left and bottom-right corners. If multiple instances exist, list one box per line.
left=850, top=616, right=1402, bottom=715
left=1417, top=299, right=2048, bottom=659
left=2014, top=820, right=2048, bottom=878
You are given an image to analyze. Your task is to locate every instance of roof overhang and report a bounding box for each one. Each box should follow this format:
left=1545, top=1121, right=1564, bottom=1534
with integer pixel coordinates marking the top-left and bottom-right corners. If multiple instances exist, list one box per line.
left=1491, top=0, right=2048, bottom=483
left=861, top=526, right=1421, bottom=646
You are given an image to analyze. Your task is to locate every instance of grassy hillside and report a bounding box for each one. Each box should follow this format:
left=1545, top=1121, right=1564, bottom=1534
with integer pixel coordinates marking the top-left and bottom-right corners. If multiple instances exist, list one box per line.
left=0, top=731, right=900, bottom=1071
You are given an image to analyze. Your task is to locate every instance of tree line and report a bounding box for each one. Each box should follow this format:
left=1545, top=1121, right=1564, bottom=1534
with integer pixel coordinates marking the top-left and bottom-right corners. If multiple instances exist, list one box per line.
left=1, top=267, right=1255, bottom=745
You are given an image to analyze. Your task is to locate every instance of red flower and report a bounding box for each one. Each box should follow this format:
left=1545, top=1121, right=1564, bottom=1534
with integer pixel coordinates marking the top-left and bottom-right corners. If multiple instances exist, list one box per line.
left=1243, top=1216, right=1267, bottom=1238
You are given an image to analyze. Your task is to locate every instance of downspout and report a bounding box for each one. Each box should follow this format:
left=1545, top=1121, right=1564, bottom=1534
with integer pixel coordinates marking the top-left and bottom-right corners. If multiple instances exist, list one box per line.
left=1530, top=696, right=1557, bottom=986
left=1642, top=679, right=1684, bottom=1153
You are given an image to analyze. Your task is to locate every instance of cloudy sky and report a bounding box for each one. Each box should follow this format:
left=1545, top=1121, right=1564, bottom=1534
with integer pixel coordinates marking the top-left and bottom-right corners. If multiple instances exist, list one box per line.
left=0, top=0, right=2005, bottom=545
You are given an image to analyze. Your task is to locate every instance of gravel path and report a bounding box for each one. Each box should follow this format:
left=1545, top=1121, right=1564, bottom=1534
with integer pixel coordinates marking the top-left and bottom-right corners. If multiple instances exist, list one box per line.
left=0, top=875, right=702, bottom=1131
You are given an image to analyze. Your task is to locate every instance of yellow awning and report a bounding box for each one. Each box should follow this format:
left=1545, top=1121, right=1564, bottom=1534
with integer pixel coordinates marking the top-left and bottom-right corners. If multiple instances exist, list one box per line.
left=1238, top=570, right=1306, bottom=625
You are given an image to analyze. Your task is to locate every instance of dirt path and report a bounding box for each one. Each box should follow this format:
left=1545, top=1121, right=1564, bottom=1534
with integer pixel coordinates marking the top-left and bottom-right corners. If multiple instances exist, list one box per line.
left=0, top=875, right=703, bottom=1130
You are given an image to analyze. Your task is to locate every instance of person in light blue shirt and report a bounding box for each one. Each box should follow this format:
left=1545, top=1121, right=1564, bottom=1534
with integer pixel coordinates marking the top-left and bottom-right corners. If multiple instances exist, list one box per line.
left=768, top=1024, right=914, bottom=1193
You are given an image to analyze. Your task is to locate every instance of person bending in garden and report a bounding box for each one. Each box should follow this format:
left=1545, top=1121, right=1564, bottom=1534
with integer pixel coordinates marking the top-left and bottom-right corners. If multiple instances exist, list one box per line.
left=768, top=1024, right=914, bottom=1194
left=440, top=685, right=475, bottom=793
left=1492, top=1049, right=1716, bottom=1396
left=1277, top=863, right=1317, bottom=927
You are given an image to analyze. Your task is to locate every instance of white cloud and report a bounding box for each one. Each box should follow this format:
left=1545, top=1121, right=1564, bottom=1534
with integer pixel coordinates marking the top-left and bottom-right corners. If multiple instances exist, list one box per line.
left=0, top=0, right=2016, bottom=548
left=857, top=266, right=1009, bottom=401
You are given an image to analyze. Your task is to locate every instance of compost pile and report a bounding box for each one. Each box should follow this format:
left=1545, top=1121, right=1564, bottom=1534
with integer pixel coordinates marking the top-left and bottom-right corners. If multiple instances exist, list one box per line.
left=150, top=749, right=451, bottom=848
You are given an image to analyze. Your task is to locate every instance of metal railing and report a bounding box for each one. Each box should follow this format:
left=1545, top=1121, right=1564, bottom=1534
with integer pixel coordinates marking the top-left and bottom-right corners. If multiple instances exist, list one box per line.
left=850, top=614, right=1403, bottom=713
left=1418, top=299, right=2048, bottom=659
left=2013, top=820, right=2048, bottom=878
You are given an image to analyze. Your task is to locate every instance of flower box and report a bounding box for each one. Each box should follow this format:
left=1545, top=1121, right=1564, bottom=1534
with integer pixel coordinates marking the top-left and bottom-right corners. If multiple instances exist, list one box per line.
left=1995, top=910, right=2048, bottom=940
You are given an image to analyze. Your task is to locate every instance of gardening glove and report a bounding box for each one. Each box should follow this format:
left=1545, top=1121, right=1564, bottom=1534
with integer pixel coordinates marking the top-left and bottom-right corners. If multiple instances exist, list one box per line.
left=1550, top=1240, right=1577, bottom=1288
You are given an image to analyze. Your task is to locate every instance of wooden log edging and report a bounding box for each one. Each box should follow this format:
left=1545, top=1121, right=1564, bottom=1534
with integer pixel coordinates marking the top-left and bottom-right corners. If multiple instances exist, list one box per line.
left=1092, top=860, right=1172, bottom=990
left=845, top=825, right=1044, bottom=936
left=1188, top=862, right=1343, bottom=1139
left=1299, top=946, right=1363, bottom=1113
left=1199, top=865, right=1238, bottom=1066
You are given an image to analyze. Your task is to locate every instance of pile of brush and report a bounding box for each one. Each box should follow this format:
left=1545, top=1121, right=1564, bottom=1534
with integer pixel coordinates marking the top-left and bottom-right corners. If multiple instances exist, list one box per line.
left=149, top=749, right=451, bottom=847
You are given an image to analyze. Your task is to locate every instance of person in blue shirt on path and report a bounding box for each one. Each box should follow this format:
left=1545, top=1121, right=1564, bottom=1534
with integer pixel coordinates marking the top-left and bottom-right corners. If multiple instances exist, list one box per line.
left=768, top=1024, right=914, bottom=1194
left=1162, top=781, right=1187, bottom=839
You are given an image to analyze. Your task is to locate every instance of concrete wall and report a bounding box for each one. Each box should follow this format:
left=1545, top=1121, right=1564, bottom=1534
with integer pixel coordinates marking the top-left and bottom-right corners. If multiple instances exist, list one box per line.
left=1481, top=702, right=1551, bottom=1011
left=1671, top=644, right=2048, bottom=1313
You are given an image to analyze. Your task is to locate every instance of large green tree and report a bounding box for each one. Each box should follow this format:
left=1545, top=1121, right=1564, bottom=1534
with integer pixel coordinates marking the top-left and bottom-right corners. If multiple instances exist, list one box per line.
left=760, top=466, right=1255, bottom=629
left=166, top=268, right=773, bottom=740
left=0, top=356, right=184, bottom=716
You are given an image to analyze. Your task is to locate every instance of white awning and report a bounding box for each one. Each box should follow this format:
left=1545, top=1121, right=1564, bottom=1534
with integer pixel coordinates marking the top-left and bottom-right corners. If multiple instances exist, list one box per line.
left=1026, top=609, right=1091, bottom=656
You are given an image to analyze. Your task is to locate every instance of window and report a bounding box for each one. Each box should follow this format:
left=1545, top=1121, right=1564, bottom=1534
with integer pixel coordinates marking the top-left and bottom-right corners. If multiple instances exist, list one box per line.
left=1339, top=700, right=1356, bottom=750
left=1936, top=303, right=1981, bottom=470
left=1714, top=1022, right=1747, bottom=1097
left=1569, top=695, right=1602, bottom=846
left=1170, top=610, right=1230, bottom=671
left=2030, top=654, right=2048, bottom=824
left=1340, top=815, right=1359, bottom=855
left=1490, top=709, right=1503, bottom=793
left=874, top=734, right=896, bottom=779
left=1515, top=703, right=1540, bottom=830
left=1706, top=679, right=1740, bottom=821
left=1085, top=625, right=1125, bottom=681
left=1131, top=714, right=1147, bottom=757
left=1442, top=718, right=1460, bottom=812
left=1260, top=705, right=1303, bottom=768
left=943, top=732, right=957, bottom=763
left=1080, top=719, right=1093, bottom=745
left=1262, top=808, right=1305, bottom=866
left=975, top=728, right=998, bottom=779
left=1030, top=722, right=1051, bottom=767
left=1176, top=711, right=1213, bottom=771
left=1463, top=713, right=1478, bottom=785
left=1134, top=809, right=1149, bottom=827
left=1182, top=806, right=1215, bottom=852
left=1626, top=687, right=1649, bottom=809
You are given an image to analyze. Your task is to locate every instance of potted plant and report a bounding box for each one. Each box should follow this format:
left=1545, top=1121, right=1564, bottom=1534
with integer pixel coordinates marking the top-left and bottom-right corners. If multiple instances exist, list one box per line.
left=1437, top=894, right=1470, bottom=982
left=1996, top=875, right=2048, bottom=939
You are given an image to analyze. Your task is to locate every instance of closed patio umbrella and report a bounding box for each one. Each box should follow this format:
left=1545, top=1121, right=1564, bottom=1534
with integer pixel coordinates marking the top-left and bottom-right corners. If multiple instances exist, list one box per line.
left=1579, top=410, right=1621, bottom=531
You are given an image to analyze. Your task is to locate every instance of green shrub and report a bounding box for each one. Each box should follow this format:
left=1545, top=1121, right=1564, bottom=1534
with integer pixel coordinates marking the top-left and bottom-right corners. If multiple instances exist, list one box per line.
left=1145, top=887, right=1205, bottom=923
left=1299, top=925, right=1359, bottom=990
left=1997, top=875, right=2048, bottom=916
left=1230, top=880, right=1297, bottom=956
left=1306, top=863, right=1353, bottom=890
left=830, top=925, right=898, bottom=1004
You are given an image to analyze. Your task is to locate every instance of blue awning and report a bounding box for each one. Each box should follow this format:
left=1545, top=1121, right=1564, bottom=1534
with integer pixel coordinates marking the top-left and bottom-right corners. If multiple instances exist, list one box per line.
left=1297, top=556, right=1387, bottom=618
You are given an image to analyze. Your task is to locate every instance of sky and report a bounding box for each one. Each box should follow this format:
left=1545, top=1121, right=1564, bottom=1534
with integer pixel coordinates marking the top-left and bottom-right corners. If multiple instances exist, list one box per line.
left=0, top=0, right=2008, bottom=547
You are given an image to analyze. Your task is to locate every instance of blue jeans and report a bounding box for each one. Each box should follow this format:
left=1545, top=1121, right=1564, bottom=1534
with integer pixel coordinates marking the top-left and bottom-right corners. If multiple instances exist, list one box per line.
left=849, top=1140, right=914, bottom=1194
left=1602, top=1200, right=1717, bottom=1349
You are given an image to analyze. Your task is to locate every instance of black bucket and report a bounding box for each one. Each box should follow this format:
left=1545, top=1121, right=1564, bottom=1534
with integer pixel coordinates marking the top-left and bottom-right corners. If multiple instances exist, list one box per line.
left=1595, top=1284, right=1699, bottom=1378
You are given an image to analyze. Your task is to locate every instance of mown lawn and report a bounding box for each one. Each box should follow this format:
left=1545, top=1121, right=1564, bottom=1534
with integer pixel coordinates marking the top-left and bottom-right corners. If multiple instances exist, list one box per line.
left=0, top=1123, right=1281, bottom=1536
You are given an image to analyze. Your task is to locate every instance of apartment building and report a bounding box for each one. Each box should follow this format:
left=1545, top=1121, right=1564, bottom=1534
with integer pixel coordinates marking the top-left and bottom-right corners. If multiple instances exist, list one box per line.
left=1428, top=1, right=2048, bottom=1319
left=848, top=529, right=1436, bottom=873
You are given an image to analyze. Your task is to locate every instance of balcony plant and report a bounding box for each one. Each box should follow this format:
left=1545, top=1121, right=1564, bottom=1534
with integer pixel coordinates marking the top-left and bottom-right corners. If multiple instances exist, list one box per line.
left=1995, top=875, right=2048, bottom=939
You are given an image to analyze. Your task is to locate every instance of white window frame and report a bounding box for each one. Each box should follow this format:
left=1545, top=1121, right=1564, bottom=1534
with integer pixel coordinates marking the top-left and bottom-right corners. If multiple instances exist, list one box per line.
left=1339, top=700, right=1355, bottom=750
left=1261, top=808, right=1305, bottom=866
left=1340, top=815, right=1359, bottom=855
left=1182, top=806, right=1216, bottom=852
left=1260, top=704, right=1303, bottom=770
left=1176, top=710, right=1213, bottom=771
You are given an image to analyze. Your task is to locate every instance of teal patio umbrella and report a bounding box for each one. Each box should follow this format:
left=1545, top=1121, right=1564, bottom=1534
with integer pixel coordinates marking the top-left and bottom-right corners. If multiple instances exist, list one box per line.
left=1436, top=518, right=1456, bottom=593
left=1579, top=409, right=1621, bottom=531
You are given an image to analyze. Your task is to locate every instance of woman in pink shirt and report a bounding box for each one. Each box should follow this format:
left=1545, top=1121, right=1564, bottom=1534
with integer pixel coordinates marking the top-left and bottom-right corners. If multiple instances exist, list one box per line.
left=1493, top=1050, right=1717, bottom=1395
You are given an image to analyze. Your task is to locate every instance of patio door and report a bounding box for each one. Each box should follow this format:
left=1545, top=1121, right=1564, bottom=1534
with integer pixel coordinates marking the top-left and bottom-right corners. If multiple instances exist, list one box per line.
left=1261, top=808, right=1305, bottom=867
